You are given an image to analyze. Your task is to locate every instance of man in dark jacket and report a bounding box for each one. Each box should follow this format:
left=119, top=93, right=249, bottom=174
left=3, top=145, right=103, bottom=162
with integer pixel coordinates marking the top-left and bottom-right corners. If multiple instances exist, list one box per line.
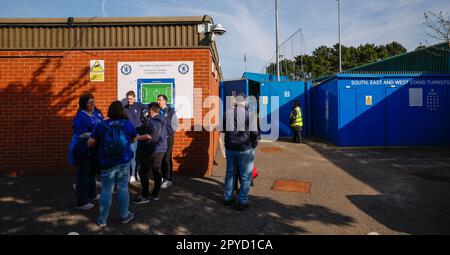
left=157, top=94, right=178, bottom=189
left=132, top=102, right=168, bottom=204
left=222, top=93, right=258, bottom=211
left=123, top=90, right=147, bottom=183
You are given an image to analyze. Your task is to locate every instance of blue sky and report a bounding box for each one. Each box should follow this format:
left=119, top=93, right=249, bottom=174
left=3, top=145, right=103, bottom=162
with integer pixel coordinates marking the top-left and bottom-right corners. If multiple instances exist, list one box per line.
left=1, top=0, right=449, bottom=79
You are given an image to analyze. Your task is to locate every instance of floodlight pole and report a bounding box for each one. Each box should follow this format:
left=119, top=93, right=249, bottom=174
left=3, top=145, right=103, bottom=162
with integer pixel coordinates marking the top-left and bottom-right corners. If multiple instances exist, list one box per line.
left=275, top=0, right=280, bottom=81
left=337, top=0, right=342, bottom=73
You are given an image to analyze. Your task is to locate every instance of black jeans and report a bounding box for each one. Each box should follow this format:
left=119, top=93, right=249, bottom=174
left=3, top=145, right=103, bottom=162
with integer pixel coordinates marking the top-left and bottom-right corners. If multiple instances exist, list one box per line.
left=138, top=152, right=165, bottom=197
left=292, top=127, right=302, bottom=143
left=161, top=135, right=174, bottom=181
left=75, top=154, right=96, bottom=207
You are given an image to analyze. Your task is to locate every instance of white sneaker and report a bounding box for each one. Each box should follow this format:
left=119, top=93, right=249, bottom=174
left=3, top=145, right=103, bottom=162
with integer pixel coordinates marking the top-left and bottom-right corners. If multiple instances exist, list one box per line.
left=76, top=203, right=94, bottom=210
left=161, top=180, right=172, bottom=189
left=90, top=194, right=100, bottom=201
left=72, top=183, right=76, bottom=191
left=130, top=176, right=136, bottom=183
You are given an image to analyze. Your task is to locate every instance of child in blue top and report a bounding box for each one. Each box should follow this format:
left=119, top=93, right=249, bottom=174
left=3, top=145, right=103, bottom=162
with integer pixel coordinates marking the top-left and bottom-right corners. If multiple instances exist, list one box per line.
left=71, top=94, right=104, bottom=210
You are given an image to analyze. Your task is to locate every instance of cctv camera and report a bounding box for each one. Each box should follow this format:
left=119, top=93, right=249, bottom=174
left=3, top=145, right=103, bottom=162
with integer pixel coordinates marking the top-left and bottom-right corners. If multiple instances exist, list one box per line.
left=211, top=24, right=226, bottom=35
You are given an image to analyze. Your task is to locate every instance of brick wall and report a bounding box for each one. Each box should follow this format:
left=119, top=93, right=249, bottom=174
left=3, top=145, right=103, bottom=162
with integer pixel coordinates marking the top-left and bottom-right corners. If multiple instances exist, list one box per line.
left=0, top=49, right=219, bottom=176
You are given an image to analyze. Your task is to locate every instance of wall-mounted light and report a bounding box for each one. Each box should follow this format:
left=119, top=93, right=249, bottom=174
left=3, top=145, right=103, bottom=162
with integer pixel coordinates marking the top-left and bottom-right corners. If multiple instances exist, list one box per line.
left=198, top=23, right=227, bottom=41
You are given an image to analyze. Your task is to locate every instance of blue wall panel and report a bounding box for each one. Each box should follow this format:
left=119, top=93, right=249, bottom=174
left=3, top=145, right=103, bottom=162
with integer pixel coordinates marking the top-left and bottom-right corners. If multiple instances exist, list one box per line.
left=221, top=79, right=248, bottom=114
left=260, top=81, right=306, bottom=138
left=338, top=88, right=357, bottom=146
left=313, top=79, right=338, bottom=144
left=448, top=88, right=450, bottom=144
left=385, top=87, right=404, bottom=145
left=356, top=86, right=385, bottom=146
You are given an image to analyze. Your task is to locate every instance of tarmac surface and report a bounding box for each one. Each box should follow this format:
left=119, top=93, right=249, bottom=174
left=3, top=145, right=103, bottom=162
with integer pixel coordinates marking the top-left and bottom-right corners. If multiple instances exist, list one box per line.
left=1, top=140, right=450, bottom=235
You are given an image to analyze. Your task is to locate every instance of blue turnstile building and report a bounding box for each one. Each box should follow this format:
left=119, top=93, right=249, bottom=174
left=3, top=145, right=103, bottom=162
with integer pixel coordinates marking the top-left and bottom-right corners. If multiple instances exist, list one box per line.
left=312, top=74, right=450, bottom=146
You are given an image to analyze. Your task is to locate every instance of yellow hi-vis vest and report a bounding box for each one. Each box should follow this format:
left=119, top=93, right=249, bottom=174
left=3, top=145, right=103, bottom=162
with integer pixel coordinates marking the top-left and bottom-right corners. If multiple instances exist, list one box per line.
left=290, top=107, right=303, bottom=127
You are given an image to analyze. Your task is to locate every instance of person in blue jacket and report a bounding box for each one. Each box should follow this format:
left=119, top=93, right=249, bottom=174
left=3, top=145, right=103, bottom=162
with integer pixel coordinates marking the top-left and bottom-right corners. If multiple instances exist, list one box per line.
left=70, top=94, right=104, bottom=210
left=123, top=90, right=148, bottom=183
left=133, top=102, right=168, bottom=204
left=222, top=93, right=258, bottom=211
left=88, top=100, right=141, bottom=227
left=157, top=94, right=178, bottom=189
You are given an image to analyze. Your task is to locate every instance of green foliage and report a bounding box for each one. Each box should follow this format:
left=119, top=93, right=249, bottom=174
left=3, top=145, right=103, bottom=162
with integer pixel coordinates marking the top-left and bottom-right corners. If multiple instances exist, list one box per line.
left=266, top=42, right=408, bottom=79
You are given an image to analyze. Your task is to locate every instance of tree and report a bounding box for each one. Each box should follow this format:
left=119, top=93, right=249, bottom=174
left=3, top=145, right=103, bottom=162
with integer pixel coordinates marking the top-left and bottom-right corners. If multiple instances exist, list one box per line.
left=385, top=42, right=407, bottom=56
left=266, top=42, right=409, bottom=79
left=424, top=11, right=450, bottom=46
left=415, top=44, right=427, bottom=51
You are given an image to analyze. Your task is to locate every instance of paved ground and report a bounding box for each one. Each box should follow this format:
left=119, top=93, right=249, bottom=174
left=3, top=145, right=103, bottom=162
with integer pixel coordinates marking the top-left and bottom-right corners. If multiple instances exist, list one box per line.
left=1, top=140, right=450, bottom=235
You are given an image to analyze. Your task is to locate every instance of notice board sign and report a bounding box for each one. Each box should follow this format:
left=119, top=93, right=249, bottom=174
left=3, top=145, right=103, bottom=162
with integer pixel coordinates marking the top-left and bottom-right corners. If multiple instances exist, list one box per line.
left=118, top=61, right=193, bottom=118
left=409, top=88, right=423, bottom=107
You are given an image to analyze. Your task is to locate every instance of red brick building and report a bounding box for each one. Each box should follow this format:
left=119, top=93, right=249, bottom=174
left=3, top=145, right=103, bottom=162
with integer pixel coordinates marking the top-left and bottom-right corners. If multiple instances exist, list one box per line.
left=0, top=16, right=221, bottom=176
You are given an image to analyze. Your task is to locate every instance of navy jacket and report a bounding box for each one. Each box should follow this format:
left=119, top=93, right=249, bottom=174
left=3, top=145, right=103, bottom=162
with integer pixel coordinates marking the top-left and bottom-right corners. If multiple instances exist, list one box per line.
left=124, top=102, right=147, bottom=129
left=160, top=105, right=178, bottom=137
left=138, top=114, right=168, bottom=154
left=223, top=106, right=258, bottom=151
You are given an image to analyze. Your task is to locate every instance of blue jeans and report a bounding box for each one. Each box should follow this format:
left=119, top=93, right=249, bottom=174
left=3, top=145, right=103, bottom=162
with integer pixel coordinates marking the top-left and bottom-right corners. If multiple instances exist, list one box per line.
left=130, top=142, right=138, bottom=178
left=97, top=162, right=131, bottom=225
left=224, top=148, right=255, bottom=205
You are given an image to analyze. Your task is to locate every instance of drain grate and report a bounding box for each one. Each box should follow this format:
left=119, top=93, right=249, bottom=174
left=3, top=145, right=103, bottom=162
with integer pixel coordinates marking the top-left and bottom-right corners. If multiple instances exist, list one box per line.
left=272, top=179, right=311, bottom=193
left=260, top=147, right=283, bottom=153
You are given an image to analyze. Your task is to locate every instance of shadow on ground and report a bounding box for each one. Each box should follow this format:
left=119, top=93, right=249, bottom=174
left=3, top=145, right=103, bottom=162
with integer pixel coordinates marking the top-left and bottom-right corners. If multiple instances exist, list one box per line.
left=307, top=140, right=450, bottom=234
left=0, top=173, right=354, bottom=235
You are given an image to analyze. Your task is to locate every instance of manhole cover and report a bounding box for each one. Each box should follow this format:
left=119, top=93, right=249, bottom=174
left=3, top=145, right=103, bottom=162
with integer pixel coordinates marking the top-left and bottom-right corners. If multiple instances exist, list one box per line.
left=260, top=147, right=283, bottom=153
left=272, top=180, right=311, bottom=193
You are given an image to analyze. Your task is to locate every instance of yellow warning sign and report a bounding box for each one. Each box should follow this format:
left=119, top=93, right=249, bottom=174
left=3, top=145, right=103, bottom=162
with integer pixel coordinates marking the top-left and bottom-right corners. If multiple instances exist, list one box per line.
left=91, top=60, right=104, bottom=72
left=365, top=95, right=373, bottom=106
left=90, top=60, right=104, bottom=82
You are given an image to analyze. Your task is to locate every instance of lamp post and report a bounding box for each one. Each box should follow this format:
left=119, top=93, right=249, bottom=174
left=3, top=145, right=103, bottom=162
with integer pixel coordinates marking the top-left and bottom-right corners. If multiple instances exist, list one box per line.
left=337, top=0, right=342, bottom=73
left=275, top=0, right=280, bottom=81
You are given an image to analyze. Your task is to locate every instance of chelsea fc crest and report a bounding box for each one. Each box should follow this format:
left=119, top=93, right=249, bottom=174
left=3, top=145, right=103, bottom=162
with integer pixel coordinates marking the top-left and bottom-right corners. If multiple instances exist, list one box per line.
left=121, top=64, right=132, bottom=75
left=178, top=63, right=189, bottom=75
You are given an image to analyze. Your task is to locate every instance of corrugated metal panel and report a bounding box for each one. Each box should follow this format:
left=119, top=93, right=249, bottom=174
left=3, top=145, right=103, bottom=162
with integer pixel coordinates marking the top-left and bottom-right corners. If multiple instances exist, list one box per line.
left=0, top=22, right=208, bottom=50
left=0, top=16, right=223, bottom=78
left=343, top=43, right=450, bottom=74
left=0, top=16, right=212, bottom=25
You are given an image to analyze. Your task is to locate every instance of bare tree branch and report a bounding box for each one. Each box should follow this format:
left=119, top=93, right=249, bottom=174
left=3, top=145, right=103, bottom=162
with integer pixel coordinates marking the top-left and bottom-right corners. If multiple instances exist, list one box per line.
left=423, top=11, right=450, bottom=47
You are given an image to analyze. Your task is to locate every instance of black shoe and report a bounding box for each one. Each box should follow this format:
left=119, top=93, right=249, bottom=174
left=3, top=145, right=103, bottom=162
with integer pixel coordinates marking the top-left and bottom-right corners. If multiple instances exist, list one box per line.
left=149, top=195, right=160, bottom=201
left=235, top=202, right=249, bottom=211
left=223, top=199, right=235, bottom=206
left=132, top=196, right=150, bottom=205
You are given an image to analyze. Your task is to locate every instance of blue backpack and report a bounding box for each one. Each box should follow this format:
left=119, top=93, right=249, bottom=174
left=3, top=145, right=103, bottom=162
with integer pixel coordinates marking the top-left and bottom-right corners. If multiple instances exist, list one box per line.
left=100, top=120, right=128, bottom=156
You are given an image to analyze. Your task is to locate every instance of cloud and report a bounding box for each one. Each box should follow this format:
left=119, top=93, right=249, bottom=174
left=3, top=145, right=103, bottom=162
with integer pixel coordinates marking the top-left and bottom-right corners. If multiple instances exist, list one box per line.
left=83, top=0, right=450, bottom=78
left=132, top=0, right=276, bottom=78
left=102, top=0, right=107, bottom=17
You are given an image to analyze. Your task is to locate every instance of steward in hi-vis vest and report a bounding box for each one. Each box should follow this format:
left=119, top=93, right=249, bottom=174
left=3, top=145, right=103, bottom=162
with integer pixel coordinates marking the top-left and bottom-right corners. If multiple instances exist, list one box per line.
left=290, top=101, right=303, bottom=143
